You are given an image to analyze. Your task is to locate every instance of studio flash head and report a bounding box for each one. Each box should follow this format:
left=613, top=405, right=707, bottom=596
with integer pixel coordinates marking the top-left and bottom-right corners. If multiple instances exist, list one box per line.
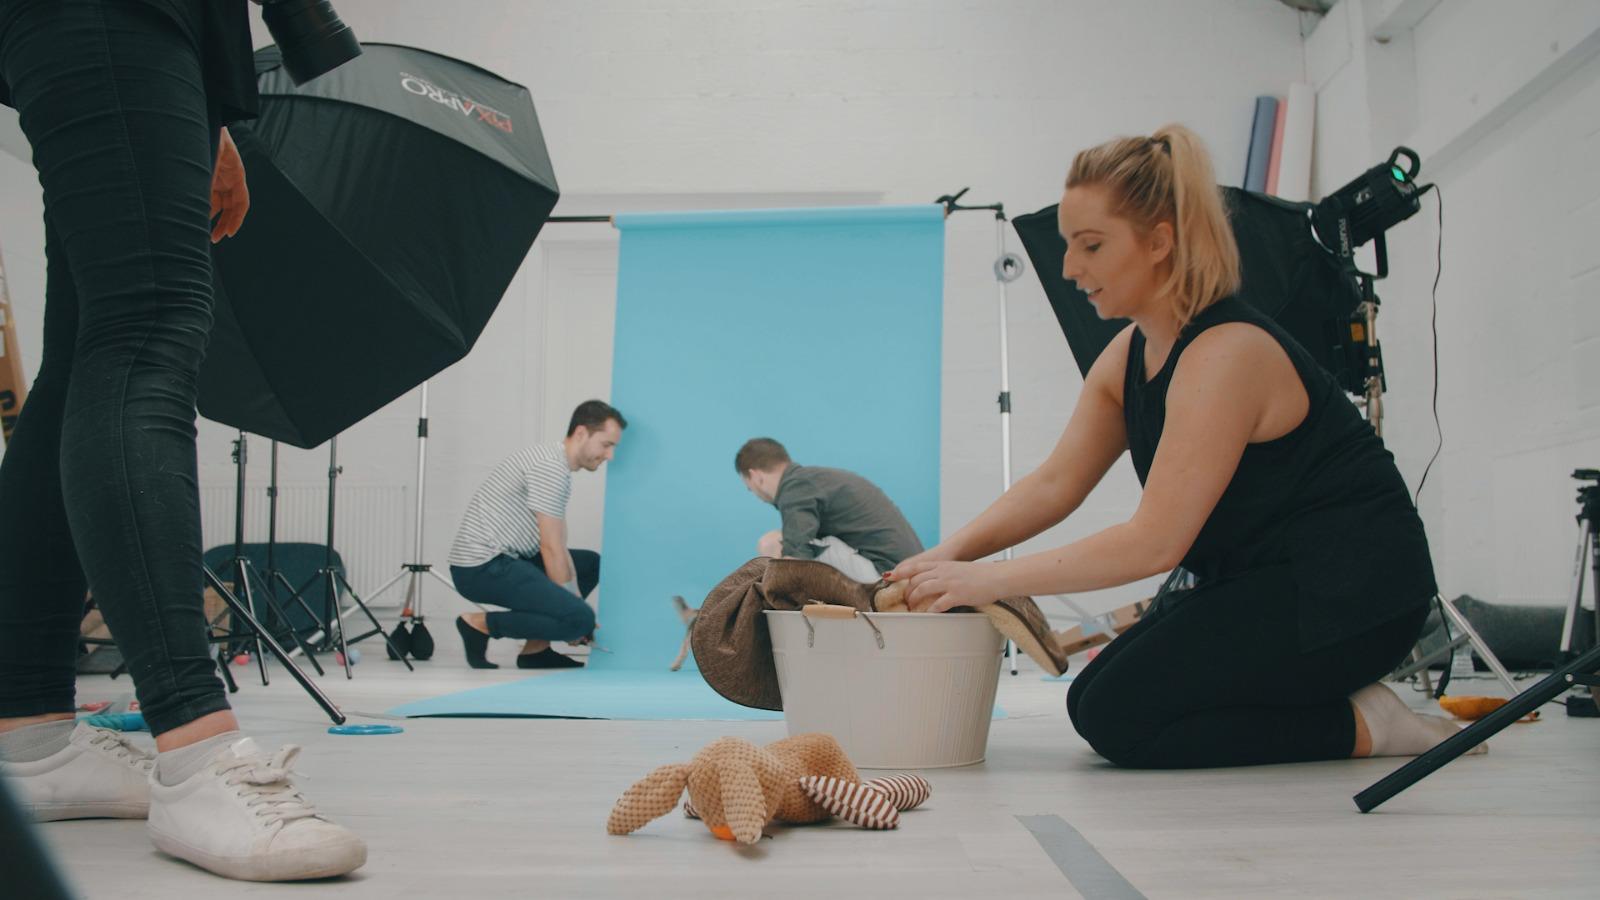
left=1311, top=146, right=1433, bottom=270
left=259, top=0, right=362, bottom=85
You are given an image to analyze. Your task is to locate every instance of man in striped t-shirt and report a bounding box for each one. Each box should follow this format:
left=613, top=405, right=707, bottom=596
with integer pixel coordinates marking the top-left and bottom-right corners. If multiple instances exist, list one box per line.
left=449, top=401, right=626, bottom=669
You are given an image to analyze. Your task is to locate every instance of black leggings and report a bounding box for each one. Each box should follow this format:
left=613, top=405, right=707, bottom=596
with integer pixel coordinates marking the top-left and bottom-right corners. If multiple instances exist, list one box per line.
left=0, top=1, right=227, bottom=736
left=1066, top=566, right=1429, bottom=768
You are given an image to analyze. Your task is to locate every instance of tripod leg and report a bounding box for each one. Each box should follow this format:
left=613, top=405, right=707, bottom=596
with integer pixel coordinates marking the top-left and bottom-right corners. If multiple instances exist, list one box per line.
left=363, top=569, right=410, bottom=607
left=272, top=570, right=332, bottom=652
left=322, top=570, right=353, bottom=679
left=244, top=565, right=325, bottom=677
left=1562, top=521, right=1591, bottom=654
left=232, top=563, right=270, bottom=687
left=202, top=568, right=346, bottom=725
left=1356, top=644, right=1600, bottom=812
left=426, top=568, right=461, bottom=595
left=216, top=649, right=238, bottom=693
left=1437, top=595, right=1519, bottom=695
left=337, top=571, right=414, bottom=672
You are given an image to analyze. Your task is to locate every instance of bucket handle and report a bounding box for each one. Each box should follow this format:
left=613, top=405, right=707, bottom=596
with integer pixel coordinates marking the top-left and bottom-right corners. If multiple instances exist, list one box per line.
left=800, top=602, right=889, bottom=643
left=859, top=613, right=886, bottom=650
left=801, top=602, right=853, bottom=647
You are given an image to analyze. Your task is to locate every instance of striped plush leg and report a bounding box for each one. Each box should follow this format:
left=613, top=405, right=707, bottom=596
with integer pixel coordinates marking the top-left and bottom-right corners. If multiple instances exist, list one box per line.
left=863, top=773, right=932, bottom=811
left=797, top=776, right=900, bottom=830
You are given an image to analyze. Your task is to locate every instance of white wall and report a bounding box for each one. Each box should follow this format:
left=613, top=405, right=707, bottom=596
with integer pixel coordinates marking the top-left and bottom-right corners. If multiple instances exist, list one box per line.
left=1309, top=0, right=1600, bottom=605
left=1, top=1, right=1307, bottom=624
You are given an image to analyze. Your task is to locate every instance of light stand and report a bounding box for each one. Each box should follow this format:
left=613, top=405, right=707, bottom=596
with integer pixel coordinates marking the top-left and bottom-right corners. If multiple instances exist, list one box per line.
left=290, top=437, right=412, bottom=677
left=190, top=433, right=344, bottom=724
left=1305, top=151, right=1520, bottom=698
left=1560, top=470, right=1600, bottom=657
left=220, top=432, right=326, bottom=681
left=364, top=382, right=459, bottom=661
left=940, top=189, right=1099, bottom=675
left=202, top=566, right=346, bottom=724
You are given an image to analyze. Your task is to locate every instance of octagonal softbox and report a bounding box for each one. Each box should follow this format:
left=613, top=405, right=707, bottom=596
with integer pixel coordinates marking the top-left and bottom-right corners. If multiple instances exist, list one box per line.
left=201, top=44, right=558, bottom=448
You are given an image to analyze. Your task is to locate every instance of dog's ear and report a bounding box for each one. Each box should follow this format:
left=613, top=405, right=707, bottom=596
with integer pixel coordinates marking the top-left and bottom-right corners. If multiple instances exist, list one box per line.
left=607, top=763, right=691, bottom=835
left=718, top=761, right=770, bottom=844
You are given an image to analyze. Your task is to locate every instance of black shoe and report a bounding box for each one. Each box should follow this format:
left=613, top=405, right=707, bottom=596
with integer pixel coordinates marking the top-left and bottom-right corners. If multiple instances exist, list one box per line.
left=516, top=648, right=583, bottom=669
left=455, top=616, right=498, bottom=669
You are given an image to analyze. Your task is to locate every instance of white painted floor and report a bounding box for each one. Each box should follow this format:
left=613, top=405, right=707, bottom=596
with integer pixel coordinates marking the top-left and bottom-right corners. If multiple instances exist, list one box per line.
left=30, top=638, right=1600, bottom=899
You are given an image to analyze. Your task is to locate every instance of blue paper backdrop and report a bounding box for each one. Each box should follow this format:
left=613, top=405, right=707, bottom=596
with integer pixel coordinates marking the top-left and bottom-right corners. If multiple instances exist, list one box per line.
left=594, top=205, right=945, bottom=670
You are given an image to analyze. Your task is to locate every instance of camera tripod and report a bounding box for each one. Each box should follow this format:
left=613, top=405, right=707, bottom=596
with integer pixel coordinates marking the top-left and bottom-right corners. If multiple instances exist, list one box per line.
left=1356, top=469, right=1600, bottom=811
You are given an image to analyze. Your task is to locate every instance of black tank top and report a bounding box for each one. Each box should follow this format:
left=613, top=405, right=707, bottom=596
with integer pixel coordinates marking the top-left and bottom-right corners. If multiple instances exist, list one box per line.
left=1123, top=296, right=1436, bottom=650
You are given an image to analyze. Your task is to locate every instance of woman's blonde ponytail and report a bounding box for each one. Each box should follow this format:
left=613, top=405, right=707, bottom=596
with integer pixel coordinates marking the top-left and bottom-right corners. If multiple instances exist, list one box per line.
left=1067, top=124, right=1241, bottom=328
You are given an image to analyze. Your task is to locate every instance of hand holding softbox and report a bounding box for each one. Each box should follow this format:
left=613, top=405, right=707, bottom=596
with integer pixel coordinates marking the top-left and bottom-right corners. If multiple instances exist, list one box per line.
left=201, top=44, right=560, bottom=448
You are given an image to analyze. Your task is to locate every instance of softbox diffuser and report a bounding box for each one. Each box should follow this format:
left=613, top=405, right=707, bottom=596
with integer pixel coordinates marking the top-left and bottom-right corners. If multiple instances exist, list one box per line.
left=200, top=44, right=559, bottom=448
left=1012, top=189, right=1361, bottom=382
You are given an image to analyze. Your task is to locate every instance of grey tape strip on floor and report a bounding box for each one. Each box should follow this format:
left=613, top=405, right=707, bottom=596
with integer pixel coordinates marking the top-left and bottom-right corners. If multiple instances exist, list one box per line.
left=1017, top=814, right=1146, bottom=900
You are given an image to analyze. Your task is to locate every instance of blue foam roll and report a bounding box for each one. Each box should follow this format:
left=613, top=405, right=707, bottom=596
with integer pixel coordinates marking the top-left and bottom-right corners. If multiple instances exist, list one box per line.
left=1244, top=95, right=1278, bottom=192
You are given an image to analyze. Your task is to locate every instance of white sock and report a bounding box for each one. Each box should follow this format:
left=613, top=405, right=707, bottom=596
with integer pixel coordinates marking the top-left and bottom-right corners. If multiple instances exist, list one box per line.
left=1351, top=684, right=1486, bottom=758
left=0, top=718, right=75, bottom=763
left=156, top=731, right=241, bottom=786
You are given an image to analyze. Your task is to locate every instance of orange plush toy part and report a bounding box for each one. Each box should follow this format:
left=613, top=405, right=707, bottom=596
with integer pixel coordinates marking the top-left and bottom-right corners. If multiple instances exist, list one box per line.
left=606, top=733, right=929, bottom=844
left=1438, top=695, right=1539, bottom=722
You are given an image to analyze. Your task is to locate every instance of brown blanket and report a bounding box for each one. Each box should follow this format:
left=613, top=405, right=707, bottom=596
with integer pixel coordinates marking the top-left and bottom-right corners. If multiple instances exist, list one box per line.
left=691, top=558, right=1068, bottom=710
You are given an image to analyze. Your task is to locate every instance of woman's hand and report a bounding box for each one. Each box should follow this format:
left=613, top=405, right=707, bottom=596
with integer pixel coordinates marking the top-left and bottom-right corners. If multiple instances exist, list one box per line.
left=883, top=544, right=959, bottom=584
left=211, top=127, right=249, bottom=242
left=895, top=558, right=1009, bottom=614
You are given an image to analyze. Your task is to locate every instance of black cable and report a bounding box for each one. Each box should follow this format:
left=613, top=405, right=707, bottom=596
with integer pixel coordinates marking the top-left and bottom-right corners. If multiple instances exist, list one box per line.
left=1413, top=186, right=1444, bottom=508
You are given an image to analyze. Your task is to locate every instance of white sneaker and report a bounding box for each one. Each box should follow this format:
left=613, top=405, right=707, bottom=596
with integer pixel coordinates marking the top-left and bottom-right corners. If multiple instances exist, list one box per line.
left=148, top=737, right=367, bottom=882
left=0, top=722, right=153, bottom=821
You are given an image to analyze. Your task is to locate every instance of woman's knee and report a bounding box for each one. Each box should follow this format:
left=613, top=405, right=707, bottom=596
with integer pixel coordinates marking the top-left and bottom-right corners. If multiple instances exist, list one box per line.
left=1068, top=683, right=1155, bottom=768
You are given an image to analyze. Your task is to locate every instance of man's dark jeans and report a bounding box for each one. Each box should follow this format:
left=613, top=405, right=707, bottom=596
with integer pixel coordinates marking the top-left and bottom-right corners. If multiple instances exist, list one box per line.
left=451, top=551, right=599, bottom=642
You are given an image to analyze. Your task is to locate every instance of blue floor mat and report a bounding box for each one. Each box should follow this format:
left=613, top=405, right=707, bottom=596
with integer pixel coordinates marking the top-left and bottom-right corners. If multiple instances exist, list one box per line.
left=388, top=669, right=1008, bottom=722
left=386, top=669, right=784, bottom=720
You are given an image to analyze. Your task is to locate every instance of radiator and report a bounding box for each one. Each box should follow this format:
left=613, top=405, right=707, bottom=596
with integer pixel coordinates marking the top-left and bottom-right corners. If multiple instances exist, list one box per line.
left=200, top=483, right=409, bottom=607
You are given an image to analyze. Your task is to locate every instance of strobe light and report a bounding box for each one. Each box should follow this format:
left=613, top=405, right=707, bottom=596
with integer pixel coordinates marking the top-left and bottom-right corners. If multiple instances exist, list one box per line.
left=1311, top=146, right=1433, bottom=275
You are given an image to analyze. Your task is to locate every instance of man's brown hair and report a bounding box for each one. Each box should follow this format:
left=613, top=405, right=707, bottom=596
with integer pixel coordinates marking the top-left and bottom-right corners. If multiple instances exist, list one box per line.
left=734, top=437, right=790, bottom=474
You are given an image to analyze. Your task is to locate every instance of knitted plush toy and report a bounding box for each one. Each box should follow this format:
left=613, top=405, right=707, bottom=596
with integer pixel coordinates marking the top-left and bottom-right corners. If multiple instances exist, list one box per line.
left=606, top=733, right=930, bottom=844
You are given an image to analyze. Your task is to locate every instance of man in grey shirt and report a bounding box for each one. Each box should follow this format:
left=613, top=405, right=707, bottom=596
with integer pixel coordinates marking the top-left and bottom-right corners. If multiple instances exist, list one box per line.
left=735, top=437, right=924, bottom=582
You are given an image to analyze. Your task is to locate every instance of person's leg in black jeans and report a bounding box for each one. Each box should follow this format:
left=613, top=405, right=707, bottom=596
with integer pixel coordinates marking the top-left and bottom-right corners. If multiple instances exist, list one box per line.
left=0, top=4, right=368, bottom=880
left=0, top=0, right=231, bottom=741
left=1066, top=565, right=1428, bottom=768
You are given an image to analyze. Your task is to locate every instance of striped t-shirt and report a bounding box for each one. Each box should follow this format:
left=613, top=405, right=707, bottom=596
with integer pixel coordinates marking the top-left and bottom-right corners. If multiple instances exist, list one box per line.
left=448, top=443, right=572, bottom=568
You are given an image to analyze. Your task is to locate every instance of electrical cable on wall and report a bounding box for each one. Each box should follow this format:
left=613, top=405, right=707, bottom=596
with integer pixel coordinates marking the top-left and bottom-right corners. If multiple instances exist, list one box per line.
left=1413, top=186, right=1445, bottom=508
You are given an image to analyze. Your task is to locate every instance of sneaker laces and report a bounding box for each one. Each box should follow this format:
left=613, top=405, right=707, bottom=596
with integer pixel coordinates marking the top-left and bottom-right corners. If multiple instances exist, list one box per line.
left=86, top=728, right=155, bottom=775
left=217, top=744, right=321, bottom=827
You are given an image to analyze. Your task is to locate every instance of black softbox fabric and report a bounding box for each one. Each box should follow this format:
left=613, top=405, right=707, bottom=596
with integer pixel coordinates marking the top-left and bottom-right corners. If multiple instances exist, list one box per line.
left=1012, top=189, right=1361, bottom=382
left=200, top=44, right=559, bottom=448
